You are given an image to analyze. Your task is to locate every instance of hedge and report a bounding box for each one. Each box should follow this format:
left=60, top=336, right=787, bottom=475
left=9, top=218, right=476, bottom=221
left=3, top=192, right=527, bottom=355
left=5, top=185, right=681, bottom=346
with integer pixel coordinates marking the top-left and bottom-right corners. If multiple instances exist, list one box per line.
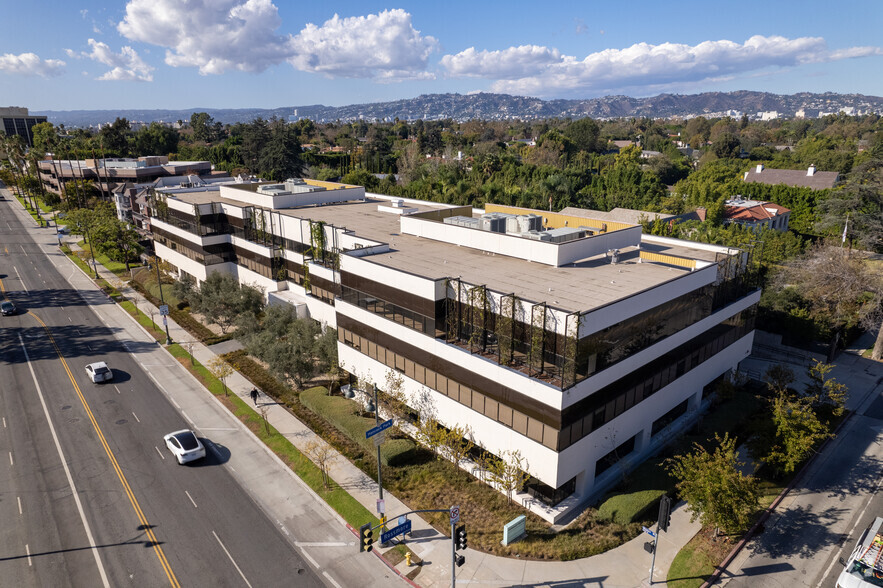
left=129, top=279, right=232, bottom=345
left=222, top=349, right=293, bottom=401
left=300, top=387, right=416, bottom=467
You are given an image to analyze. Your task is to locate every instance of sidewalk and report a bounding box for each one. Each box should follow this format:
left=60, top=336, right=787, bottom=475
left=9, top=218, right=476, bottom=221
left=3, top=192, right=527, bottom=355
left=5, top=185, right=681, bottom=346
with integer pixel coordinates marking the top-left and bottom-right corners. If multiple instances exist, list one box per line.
left=7, top=193, right=699, bottom=587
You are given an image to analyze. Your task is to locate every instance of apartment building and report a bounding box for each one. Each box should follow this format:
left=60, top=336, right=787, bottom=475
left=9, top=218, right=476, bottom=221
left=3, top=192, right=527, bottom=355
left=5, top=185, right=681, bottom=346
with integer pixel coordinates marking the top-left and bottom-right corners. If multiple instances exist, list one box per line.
left=37, top=156, right=218, bottom=199
left=0, top=106, right=47, bottom=148
left=151, top=179, right=760, bottom=522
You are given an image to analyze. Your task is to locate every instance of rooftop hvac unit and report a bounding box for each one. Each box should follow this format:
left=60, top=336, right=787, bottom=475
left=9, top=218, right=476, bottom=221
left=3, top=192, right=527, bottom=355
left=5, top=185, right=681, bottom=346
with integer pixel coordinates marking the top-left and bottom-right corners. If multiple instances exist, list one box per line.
left=523, top=230, right=552, bottom=241
left=545, top=227, right=587, bottom=243
left=480, top=213, right=509, bottom=233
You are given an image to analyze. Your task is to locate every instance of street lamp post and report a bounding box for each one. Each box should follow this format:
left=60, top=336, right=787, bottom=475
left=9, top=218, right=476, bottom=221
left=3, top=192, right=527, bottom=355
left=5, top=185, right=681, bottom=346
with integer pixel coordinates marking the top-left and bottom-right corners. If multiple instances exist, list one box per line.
left=154, top=256, right=172, bottom=345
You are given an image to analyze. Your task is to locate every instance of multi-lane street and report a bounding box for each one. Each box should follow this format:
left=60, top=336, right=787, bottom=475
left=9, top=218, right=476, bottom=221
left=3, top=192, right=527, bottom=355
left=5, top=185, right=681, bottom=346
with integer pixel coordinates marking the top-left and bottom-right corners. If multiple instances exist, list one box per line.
left=0, top=192, right=325, bottom=586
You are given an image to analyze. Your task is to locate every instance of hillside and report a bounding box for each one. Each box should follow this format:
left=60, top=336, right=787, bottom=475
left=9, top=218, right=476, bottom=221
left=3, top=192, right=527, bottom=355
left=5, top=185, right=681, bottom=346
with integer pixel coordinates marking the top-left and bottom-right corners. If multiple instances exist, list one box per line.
left=34, top=91, right=883, bottom=127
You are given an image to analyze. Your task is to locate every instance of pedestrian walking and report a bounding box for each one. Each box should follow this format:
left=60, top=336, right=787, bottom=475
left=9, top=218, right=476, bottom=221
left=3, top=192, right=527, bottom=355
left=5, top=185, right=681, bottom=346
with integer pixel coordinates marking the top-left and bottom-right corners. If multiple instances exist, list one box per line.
left=250, top=388, right=259, bottom=406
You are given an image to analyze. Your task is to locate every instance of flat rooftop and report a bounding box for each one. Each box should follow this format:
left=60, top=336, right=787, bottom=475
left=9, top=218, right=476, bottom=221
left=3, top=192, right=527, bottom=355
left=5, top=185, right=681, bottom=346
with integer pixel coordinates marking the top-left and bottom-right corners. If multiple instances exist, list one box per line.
left=170, top=188, right=726, bottom=313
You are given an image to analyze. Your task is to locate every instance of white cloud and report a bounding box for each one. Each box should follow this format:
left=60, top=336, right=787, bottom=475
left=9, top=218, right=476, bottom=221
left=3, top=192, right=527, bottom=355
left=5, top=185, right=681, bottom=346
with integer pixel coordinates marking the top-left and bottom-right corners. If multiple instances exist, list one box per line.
left=0, top=53, right=66, bottom=77
left=79, top=39, right=154, bottom=81
left=441, top=45, right=562, bottom=80
left=117, top=0, right=294, bottom=74
left=442, top=35, right=883, bottom=97
left=288, top=9, right=438, bottom=80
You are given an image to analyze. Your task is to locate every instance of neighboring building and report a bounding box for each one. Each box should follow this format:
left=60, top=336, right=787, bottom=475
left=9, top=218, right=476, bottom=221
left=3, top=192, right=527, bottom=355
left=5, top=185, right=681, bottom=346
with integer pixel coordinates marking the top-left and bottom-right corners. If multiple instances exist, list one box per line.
left=723, top=197, right=791, bottom=231
left=743, top=163, right=839, bottom=190
left=151, top=180, right=760, bottom=522
left=37, top=156, right=220, bottom=200
left=1, top=106, right=47, bottom=148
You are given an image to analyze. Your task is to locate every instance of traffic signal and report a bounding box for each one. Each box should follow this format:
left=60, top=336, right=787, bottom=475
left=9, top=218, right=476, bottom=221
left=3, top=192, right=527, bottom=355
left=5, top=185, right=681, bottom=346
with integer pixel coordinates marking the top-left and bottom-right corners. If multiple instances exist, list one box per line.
left=643, top=541, right=655, bottom=554
left=359, top=523, right=374, bottom=553
left=455, top=525, right=467, bottom=551
left=455, top=554, right=465, bottom=567
left=658, top=495, right=672, bottom=533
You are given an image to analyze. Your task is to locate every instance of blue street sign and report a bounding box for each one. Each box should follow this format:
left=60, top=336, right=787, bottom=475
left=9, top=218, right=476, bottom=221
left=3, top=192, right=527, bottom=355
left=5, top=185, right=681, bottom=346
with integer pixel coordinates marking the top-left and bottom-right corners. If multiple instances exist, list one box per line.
left=381, top=520, right=412, bottom=543
left=642, top=525, right=657, bottom=538
left=366, top=419, right=394, bottom=439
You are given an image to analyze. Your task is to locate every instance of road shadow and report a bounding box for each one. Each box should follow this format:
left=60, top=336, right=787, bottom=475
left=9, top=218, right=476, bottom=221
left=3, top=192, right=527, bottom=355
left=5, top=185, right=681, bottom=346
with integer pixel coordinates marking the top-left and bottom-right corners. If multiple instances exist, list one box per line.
left=745, top=503, right=849, bottom=560
left=0, top=525, right=164, bottom=561
left=0, top=322, right=158, bottom=365
left=193, top=439, right=231, bottom=466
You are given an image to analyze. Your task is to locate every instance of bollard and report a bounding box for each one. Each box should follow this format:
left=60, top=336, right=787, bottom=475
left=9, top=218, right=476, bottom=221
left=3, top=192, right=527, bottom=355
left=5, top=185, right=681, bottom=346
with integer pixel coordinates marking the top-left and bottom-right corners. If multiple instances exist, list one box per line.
left=405, top=552, right=412, bottom=567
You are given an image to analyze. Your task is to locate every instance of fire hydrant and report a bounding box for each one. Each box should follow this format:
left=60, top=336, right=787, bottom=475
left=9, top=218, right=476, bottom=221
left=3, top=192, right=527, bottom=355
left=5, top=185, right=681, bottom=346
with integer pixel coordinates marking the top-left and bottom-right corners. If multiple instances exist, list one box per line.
left=405, top=552, right=412, bottom=567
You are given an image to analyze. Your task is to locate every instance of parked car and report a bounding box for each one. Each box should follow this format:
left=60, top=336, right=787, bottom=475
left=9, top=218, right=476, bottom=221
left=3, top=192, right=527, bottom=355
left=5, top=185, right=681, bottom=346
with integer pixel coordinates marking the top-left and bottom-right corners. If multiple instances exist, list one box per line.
left=1, top=301, right=16, bottom=316
left=163, top=430, right=207, bottom=465
left=838, top=516, right=883, bottom=587
left=85, top=361, right=113, bottom=383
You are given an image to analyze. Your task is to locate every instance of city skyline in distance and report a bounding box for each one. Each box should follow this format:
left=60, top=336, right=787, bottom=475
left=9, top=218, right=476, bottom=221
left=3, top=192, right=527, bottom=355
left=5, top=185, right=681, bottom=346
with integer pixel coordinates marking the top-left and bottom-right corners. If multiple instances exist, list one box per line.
left=1, top=0, right=882, bottom=111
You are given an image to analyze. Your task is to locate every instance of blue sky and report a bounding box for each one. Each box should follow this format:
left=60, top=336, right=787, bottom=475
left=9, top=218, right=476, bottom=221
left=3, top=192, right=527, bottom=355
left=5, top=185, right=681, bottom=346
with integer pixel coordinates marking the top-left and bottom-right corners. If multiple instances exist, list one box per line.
left=2, top=1, right=882, bottom=111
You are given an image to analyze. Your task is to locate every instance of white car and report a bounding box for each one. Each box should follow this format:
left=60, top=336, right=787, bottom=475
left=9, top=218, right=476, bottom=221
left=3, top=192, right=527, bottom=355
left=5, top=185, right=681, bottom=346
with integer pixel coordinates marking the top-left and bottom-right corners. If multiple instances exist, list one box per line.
left=164, top=430, right=207, bottom=465
left=85, top=361, right=113, bottom=383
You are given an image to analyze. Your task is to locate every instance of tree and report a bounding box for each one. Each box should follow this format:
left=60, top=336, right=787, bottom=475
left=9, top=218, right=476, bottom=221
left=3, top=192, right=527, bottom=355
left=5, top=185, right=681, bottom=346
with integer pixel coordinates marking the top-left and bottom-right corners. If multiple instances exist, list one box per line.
left=563, top=118, right=602, bottom=153
left=192, top=272, right=264, bottom=333
left=133, top=122, right=180, bottom=156
left=773, top=242, right=883, bottom=360
left=763, top=392, right=828, bottom=474
left=414, top=416, right=445, bottom=458
left=816, top=157, right=883, bottom=252
left=804, top=360, right=848, bottom=417
left=260, top=120, right=305, bottom=181
left=99, top=117, right=132, bottom=156
left=171, top=273, right=196, bottom=307
left=438, top=424, right=474, bottom=478
left=304, top=439, right=335, bottom=489
left=92, top=216, right=143, bottom=271
left=666, top=433, right=759, bottom=536
left=487, top=449, right=531, bottom=505
left=207, top=356, right=233, bottom=396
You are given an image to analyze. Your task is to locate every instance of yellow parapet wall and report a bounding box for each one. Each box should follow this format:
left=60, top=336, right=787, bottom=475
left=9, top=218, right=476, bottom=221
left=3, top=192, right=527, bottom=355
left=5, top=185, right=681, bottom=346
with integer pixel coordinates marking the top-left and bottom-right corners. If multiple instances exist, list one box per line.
left=484, top=204, right=635, bottom=233
left=303, top=178, right=359, bottom=190
left=639, top=250, right=697, bottom=270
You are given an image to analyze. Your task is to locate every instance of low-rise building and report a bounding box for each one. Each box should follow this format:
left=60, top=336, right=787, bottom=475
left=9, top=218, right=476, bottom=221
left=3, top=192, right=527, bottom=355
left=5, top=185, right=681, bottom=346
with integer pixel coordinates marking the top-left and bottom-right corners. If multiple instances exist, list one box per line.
left=724, top=197, right=791, bottom=231
left=743, top=163, right=839, bottom=190
left=151, top=180, right=760, bottom=522
left=37, top=156, right=220, bottom=200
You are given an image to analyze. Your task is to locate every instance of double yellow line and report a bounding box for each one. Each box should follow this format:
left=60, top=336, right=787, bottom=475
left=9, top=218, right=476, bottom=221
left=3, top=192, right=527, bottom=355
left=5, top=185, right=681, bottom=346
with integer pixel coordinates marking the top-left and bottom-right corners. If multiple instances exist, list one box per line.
left=28, top=309, right=181, bottom=587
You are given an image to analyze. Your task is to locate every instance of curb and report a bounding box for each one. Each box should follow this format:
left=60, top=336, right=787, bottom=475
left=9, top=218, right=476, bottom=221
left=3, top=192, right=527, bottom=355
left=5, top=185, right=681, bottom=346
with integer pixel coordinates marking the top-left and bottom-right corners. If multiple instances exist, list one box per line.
left=346, top=524, right=422, bottom=588
left=701, top=404, right=859, bottom=587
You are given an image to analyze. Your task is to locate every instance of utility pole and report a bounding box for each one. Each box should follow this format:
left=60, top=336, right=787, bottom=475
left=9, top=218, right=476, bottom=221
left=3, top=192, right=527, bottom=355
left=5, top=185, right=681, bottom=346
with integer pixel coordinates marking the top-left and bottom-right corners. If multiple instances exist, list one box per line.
left=154, top=256, right=172, bottom=345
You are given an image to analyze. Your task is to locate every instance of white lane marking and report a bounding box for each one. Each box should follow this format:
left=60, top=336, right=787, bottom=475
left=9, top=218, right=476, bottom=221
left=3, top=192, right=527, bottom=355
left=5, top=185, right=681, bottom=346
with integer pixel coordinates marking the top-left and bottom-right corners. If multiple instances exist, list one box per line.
left=25, top=544, right=31, bottom=566
left=185, top=490, right=198, bottom=508
left=114, top=385, right=121, bottom=395
left=212, top=531, right=252, bottom=587
left=294, top=542, right=349, bottom=547
left=2, top=417, right=5, bottom=428
left=132, top=412, right=140, bottom=423
left=155, top=446, right=165, bottom=460
left=322, top=571, right=343, bottom=588
left=17, top=496, right=22, bottom=515
left=13, top=266, right=28, bottom=293
left=68, top=317, right=72, bottom=323
left=8, top=452, right=13, bottom=466
left=18, top=335, right=111, bottom=588
left=300, top=549, right=319, bottom=569
left=20, top=245, right=26, bottom=255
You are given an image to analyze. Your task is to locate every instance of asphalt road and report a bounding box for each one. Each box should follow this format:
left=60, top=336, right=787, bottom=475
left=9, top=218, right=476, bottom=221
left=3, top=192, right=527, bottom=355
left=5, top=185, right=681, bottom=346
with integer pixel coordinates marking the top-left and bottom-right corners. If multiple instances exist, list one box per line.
left=0, top=195, right=325, bottom=587
left=718, top=374, right=883, bottom=587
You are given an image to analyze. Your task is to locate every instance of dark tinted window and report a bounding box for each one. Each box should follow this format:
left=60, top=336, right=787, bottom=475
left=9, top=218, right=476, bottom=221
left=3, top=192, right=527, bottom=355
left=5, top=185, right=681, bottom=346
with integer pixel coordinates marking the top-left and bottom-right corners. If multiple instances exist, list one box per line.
left=177, top=431, right=199, bottom=450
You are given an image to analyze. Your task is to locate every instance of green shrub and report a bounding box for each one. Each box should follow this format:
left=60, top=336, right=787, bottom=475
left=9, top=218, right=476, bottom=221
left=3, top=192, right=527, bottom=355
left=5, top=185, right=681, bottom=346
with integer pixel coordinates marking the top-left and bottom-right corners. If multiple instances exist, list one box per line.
left=300, top=387, right=416, bottom=466
left=223, top=350, right=292, bottom=400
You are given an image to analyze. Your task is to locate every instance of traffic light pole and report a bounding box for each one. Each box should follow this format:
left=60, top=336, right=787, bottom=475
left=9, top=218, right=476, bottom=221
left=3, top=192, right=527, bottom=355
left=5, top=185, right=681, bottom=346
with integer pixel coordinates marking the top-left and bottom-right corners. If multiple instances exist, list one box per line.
left=649, top=525, right=659, bottom=584
left=451, top=517, right=456, bottom=588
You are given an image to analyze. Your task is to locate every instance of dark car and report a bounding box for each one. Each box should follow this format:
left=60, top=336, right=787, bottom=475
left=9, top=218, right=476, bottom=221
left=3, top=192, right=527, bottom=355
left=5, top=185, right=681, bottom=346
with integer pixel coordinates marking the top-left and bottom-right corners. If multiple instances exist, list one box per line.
left=1, top=301, right=16, bottom=316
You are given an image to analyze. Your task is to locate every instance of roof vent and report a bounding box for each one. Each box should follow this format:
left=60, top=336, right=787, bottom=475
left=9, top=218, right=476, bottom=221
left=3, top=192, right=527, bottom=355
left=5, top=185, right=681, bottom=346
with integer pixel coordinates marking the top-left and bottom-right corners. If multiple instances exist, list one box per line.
left=608, top=248, right=621, bottom=264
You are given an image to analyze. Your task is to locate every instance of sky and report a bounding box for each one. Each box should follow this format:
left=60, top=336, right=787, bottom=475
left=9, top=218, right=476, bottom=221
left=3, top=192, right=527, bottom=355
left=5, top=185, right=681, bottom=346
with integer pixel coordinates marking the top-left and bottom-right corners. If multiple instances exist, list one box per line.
left=2, top=1, right=882, bottom=112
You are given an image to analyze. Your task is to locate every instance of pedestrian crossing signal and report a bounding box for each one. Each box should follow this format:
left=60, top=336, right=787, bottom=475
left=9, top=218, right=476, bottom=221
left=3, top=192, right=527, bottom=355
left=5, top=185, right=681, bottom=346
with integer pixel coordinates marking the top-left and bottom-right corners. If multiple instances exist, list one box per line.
left=359, top=523, right=374, bottom=553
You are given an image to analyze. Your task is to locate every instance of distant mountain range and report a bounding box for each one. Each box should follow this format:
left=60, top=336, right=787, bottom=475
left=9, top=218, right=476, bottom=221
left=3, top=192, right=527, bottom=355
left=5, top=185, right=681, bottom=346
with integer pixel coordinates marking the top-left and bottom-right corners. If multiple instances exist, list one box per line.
left=35, top=91, right=883, bottom=128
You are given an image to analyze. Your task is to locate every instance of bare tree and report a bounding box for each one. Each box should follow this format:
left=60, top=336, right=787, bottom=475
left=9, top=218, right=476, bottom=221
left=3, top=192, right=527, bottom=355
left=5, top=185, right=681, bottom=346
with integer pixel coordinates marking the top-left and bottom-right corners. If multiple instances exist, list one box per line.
left=304, top=439, right=335, bottom=489
left=774, top=242, right=883, bottom=361
left=488, top=449, right=531, bottom=504
left=207, top=356, right=233, bottom=396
